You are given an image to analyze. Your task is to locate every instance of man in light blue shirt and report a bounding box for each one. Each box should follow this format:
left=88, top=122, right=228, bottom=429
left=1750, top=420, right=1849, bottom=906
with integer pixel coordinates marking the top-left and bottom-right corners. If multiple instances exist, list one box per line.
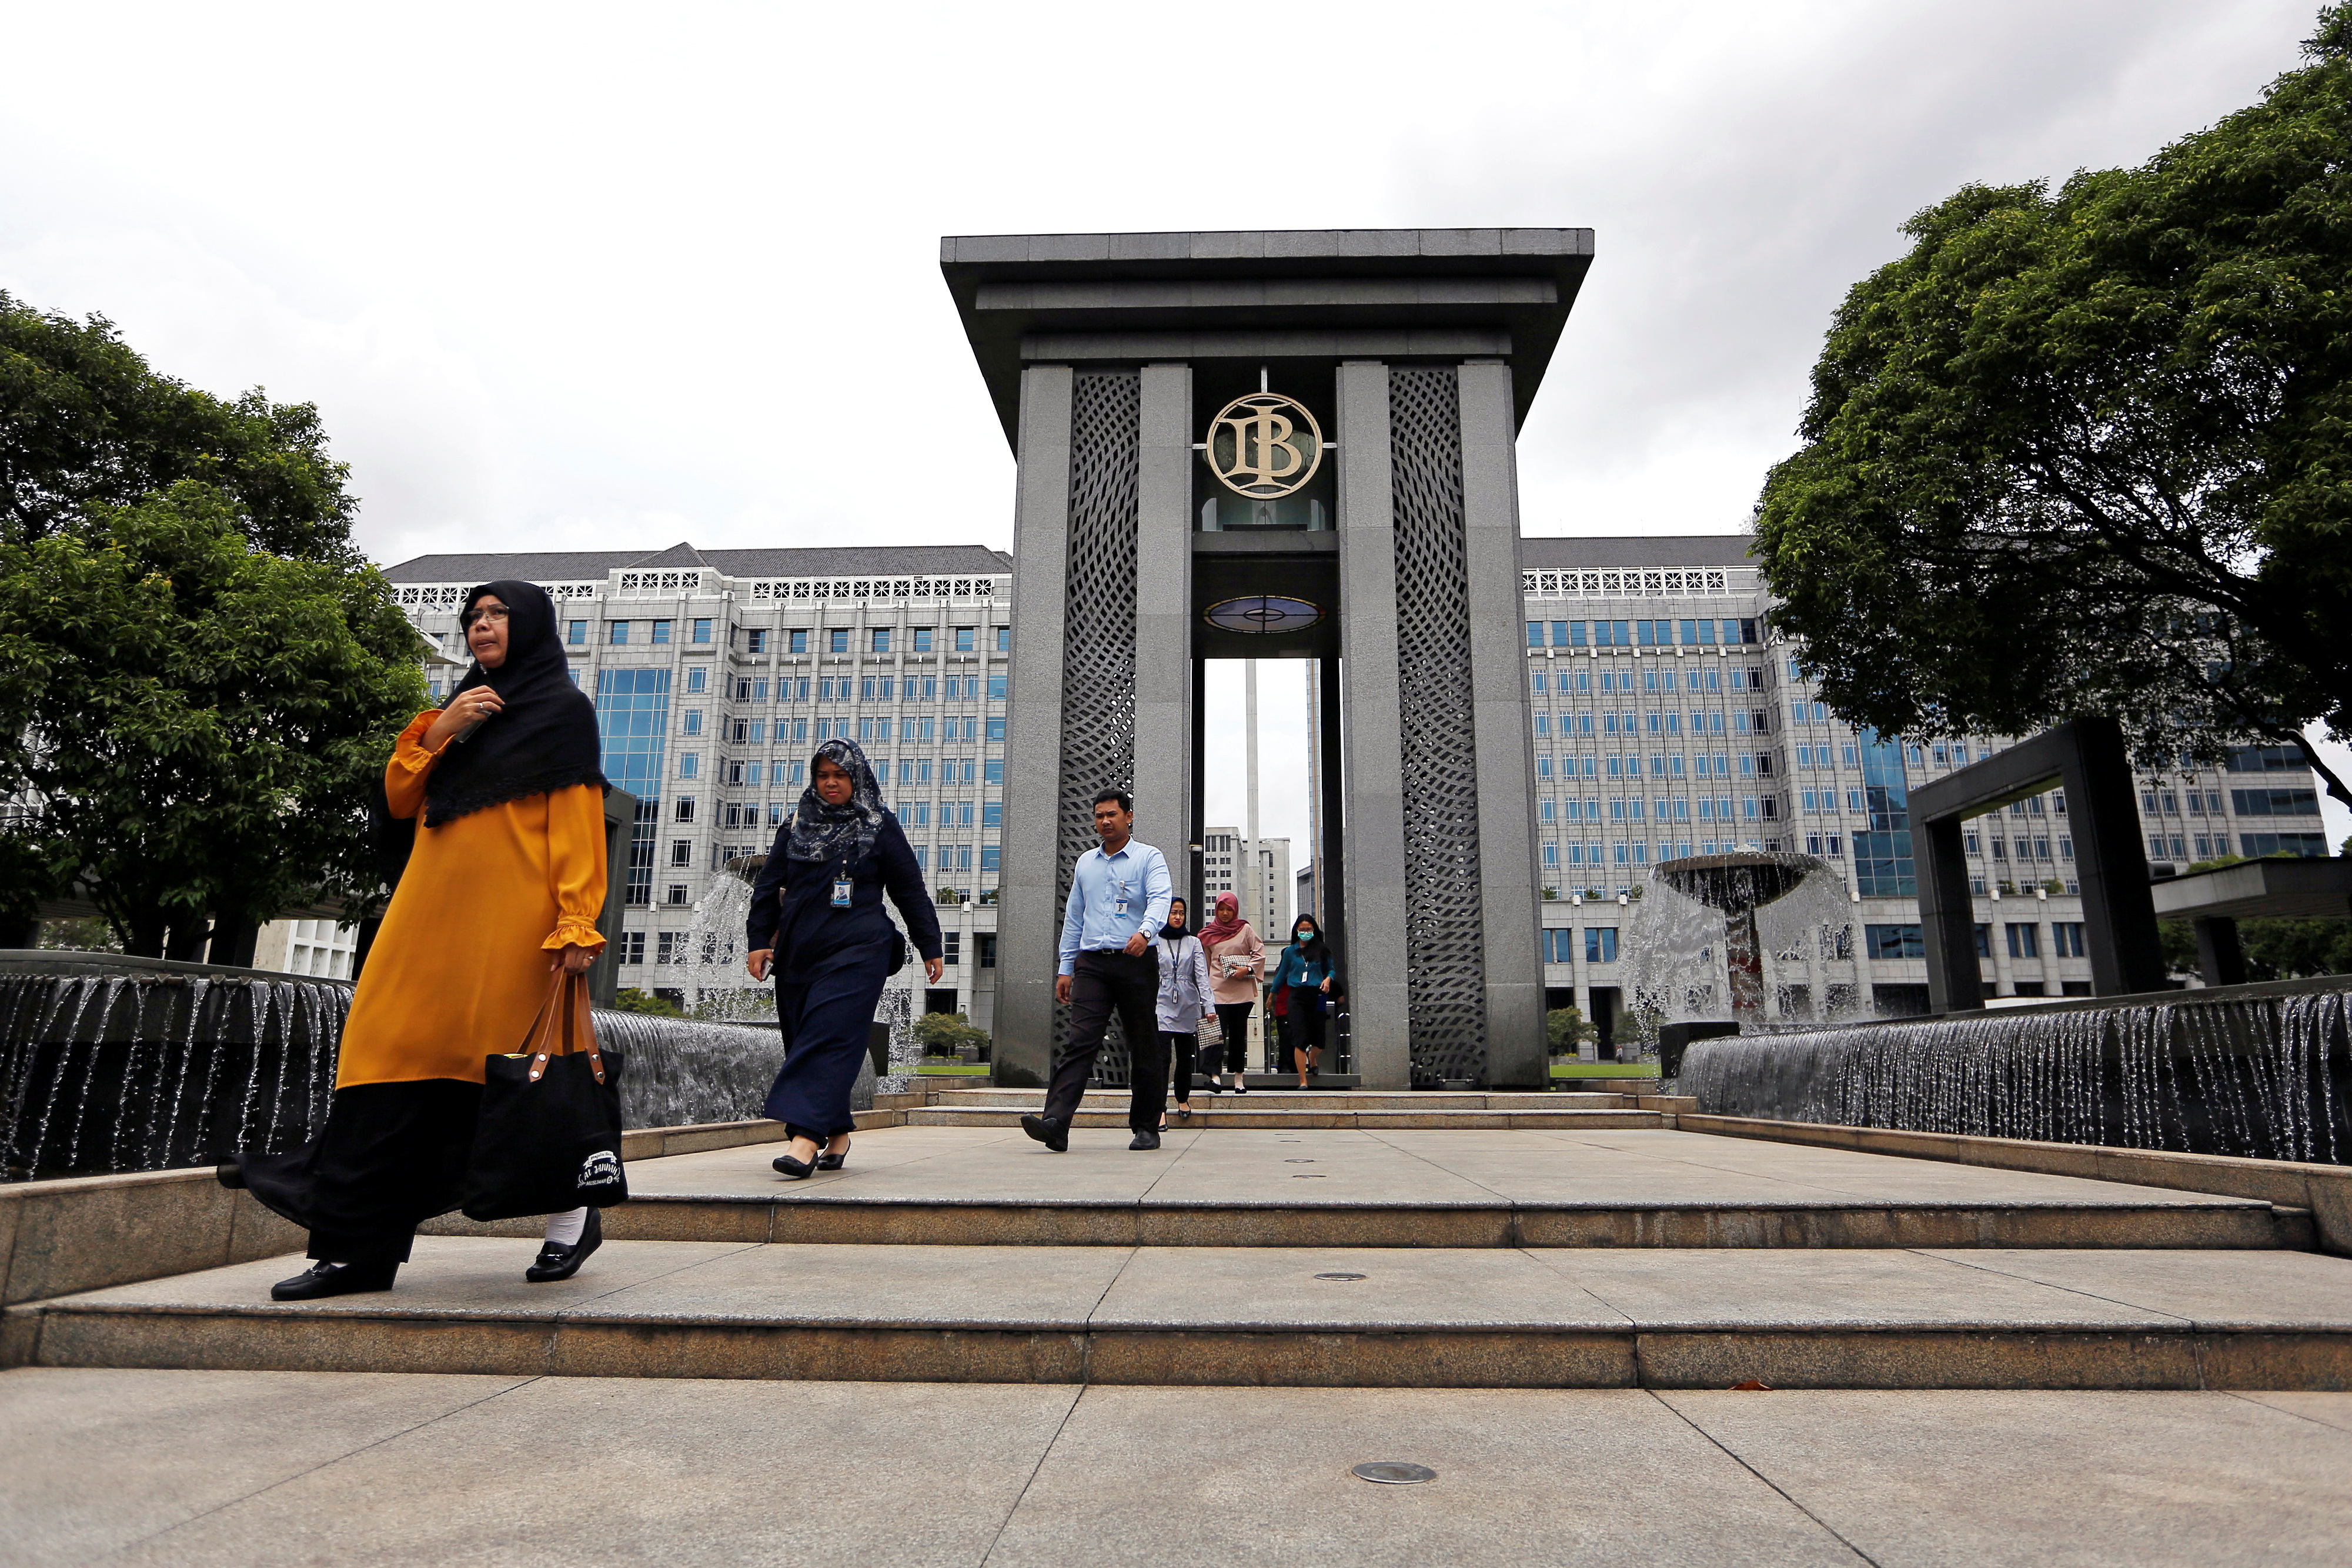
left=1021, top=787, right=1172, bottom=1152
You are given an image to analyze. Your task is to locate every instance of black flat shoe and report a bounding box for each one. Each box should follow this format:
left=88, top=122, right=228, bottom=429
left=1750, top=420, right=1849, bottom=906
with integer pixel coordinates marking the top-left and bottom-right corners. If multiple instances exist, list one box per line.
left=1130, top=1131, right=1162, bottom=1151
left=1020, top=1114, right=1070, bottom=1152
left=524, top=1208, right=602, bottom=1283
left=817, top=1139, right=850, bottom=1171
left=1177, top=1104, right=1192, bottom=1121
left=1202, top=1081, right=1223, bottom=1095
left=213, top=1161, right=246, bottom=1190
left=773, top=1148, right=820, bottom=1179
left=271, top=1260, right=397, bottom=1301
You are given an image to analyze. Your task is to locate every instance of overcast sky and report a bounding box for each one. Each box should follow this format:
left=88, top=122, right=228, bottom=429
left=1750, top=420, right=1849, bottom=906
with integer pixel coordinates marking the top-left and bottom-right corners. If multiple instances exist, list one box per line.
left=4, top=0, right=2341, bottom=854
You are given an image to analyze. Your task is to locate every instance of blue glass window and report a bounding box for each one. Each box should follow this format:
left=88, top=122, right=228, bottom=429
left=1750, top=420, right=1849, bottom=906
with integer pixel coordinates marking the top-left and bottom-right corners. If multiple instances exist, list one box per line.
left=1852, top=730, right=1915, bottom=896
left=594, top=668, right=671, bottom=907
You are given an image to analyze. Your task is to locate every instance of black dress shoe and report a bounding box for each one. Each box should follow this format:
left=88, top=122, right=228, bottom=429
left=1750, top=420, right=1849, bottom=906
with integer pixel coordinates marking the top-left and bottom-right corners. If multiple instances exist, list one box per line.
left=816, top=1139, right=850, bottom=1171
left=271, top=1260, right=397, bottom=1302
left=524, top=1208, right=602, bottom=1283
left=213, top=1161, right=246, bottom=1190
left=1020, top=1114, right=1069, bottom=1152
left=1130, top=1131, right=1161, bottom=1151
left=773, top=1148, right=819, bottom=1179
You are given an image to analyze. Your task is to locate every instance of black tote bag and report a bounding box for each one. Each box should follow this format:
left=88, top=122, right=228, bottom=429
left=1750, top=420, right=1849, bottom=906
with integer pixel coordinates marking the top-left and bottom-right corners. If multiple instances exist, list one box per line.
left=458, top=971, right=629, bottom=1221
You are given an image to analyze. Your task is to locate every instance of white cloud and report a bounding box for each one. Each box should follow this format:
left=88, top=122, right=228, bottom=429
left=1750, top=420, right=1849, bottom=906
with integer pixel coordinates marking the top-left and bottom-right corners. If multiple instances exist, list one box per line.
left=2, top=0, right=2331, bottom=855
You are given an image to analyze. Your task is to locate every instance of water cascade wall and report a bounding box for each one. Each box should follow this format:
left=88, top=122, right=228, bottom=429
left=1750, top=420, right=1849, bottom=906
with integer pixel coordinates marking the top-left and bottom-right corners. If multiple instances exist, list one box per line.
left=1, top=957, right=843, bottom=1182
left=1682, top=981, right=2352, bottom=1165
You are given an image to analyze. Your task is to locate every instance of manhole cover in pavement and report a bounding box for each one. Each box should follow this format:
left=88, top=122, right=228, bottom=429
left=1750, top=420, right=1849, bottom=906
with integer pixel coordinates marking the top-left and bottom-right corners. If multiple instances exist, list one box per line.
left=1315, top=1272, right=1367, bottom=1281
left=1352, top=1462, right=1436, bottom=1485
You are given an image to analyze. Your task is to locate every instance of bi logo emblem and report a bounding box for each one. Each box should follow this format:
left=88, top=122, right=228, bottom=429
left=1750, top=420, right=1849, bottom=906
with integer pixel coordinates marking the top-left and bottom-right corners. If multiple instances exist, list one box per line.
left=1205, top=392, right=1324, bottom=499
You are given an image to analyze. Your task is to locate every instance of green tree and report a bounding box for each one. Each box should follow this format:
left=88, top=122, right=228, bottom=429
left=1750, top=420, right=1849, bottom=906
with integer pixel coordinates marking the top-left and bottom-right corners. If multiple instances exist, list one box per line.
left=2159, top=916, right=2352, bottom=978
left=1, top=294, right=359, bottom=563
left=0, top=482, right=423, bottom=955
left=1546, top=1006, right=1593, bottom=1054
left=913, top=1011, right=990, bottom=1057
left=1755, top=6, right=2352, bottom=805
left=611, top=987, right=686, bottom=1018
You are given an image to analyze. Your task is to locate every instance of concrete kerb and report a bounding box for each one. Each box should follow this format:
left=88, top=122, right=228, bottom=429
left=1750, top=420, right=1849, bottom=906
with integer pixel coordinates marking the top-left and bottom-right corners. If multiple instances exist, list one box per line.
left=0, top=1111, right=910, bottom=1311
left=1682, top=1114, right=2352, bottom=1256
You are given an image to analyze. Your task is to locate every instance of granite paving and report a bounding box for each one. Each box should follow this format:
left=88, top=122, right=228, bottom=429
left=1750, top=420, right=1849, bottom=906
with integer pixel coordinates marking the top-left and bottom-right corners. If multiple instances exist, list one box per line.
left=9, top=1370, right=2350, bottom=1567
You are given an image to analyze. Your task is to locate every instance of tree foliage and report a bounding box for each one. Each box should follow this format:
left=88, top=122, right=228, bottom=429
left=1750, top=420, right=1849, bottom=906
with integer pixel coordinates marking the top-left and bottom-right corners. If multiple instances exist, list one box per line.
left=2159, top=915, right=2352, bottom=978
left=1546, top=1006, right=1593, bottom=1054
left=0, top=483, right=422, bottom=954
left=1, top=294, right=359, bottom=563
left=1755, top=6, right=2352, bottom=803
left=1, top=293, right=418, bottom=954
left=611, top=987, right=686, bottom=1018
left=913, top=1011, right=991, bottom=1056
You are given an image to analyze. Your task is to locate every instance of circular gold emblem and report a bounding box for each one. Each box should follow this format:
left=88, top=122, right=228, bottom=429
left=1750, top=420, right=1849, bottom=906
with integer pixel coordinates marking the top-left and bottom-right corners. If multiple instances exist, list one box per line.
left=1205, top=392, right=1323, bottom=500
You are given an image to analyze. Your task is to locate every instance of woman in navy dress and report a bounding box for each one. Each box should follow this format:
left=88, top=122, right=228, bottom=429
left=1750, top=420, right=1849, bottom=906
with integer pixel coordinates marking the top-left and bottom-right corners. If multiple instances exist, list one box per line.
left=746, top=738, right=943, bottom=1178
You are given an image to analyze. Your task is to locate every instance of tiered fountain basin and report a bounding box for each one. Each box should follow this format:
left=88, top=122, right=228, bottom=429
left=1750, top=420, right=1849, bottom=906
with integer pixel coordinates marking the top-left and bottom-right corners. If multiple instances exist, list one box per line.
left=0, top=951, right=848, bottom=1182
left=1682, top=976, right=2352, bottom=1165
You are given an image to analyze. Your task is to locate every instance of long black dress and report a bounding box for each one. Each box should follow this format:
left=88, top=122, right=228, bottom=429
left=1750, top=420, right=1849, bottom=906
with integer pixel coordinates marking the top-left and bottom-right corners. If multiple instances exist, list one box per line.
left=746, top=811, right=943, bottom=1141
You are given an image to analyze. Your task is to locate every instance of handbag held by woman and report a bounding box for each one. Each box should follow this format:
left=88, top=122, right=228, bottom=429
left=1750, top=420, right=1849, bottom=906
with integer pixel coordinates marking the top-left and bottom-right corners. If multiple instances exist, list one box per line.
left=458, top=971, right=629, bottom=1221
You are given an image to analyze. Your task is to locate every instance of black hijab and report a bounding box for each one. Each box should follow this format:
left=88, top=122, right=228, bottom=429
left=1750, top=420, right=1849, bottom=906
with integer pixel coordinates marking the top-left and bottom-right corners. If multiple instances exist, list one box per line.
left=785, top=737, right=887, bottom=868
left=1160, top=901, right=1191, bottom=941
left=422, top=580, right=608, bottom=828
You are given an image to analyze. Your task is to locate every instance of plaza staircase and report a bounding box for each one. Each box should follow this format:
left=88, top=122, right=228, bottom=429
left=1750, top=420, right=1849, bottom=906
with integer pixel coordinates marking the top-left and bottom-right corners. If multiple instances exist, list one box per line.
left=903, top=1086, right=1685, bottom=1132
left=7, top=1091, right=2348, bottom=1392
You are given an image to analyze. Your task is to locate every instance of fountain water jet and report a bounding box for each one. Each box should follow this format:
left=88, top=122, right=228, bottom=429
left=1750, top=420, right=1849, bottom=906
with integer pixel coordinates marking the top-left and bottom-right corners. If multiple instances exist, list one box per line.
left=1651, top=852, right=1819, bottom=1026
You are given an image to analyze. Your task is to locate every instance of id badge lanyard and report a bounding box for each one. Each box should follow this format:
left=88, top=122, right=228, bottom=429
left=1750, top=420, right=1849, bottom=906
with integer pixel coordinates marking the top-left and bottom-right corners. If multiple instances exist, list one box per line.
left=1111, top=872, right=1131, bottom=920
left=831, top=857, right=853, bottom=908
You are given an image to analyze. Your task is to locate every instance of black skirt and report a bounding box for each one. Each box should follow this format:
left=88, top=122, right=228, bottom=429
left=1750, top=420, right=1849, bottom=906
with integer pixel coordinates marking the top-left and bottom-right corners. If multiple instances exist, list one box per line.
left=235, top=1079, right=483, bottom=1266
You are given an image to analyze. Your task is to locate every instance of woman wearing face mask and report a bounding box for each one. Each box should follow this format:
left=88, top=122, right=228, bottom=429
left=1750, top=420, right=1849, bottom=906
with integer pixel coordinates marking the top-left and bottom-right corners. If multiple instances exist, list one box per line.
left=1197, top=892, right=1262, bottom=1095
left=1150, top=896, right=1212, bottom=1131
left=1269, top=914, right=1334, bottom=1089
left=746, top=738, right=943, bottom=1178
left=230, top=580, right=610, bottom=1298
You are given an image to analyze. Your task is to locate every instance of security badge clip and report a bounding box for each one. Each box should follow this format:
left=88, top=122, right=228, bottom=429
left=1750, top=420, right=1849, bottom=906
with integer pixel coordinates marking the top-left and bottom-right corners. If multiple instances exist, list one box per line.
left=831, top=860, right=853, bottom=908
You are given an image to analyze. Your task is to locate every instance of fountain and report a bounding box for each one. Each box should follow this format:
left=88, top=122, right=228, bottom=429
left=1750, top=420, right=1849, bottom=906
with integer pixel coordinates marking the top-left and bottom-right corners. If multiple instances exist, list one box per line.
left=1621, top=850, right=1862, bottom=1052
left=1, top=950, right=840, bottom=1182
left=677, top=853, right=919, bottom=1090
left=1681, top=978, right=2352, bottom=1164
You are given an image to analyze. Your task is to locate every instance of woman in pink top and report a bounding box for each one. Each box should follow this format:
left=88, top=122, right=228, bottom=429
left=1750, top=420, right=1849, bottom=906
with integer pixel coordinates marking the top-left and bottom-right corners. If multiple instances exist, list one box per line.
left=1198, top=893, right=1264, bottom=1094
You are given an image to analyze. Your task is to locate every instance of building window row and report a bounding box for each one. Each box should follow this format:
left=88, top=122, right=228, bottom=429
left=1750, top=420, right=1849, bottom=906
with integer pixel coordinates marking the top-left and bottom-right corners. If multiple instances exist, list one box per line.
left=1526, top=617, right=1760, bottom=648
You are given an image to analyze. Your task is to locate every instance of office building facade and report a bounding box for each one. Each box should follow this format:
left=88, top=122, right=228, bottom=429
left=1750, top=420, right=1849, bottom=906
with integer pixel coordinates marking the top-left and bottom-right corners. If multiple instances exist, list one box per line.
left=1522, top=534, right=2334, bottom=1049
left=384, top=543, right=1014, bottom=1030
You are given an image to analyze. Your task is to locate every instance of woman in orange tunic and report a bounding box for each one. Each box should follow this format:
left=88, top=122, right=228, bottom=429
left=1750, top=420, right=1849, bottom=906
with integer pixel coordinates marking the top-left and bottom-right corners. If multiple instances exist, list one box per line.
left=234, top=579, right=609, bottom=1300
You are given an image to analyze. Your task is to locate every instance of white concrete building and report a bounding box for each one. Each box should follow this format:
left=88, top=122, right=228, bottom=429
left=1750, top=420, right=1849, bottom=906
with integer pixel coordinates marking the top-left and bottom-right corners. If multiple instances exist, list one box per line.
left=1522, top=534, right=2335, bottom=1051
left=385, top=544, right=1013, bottom=1033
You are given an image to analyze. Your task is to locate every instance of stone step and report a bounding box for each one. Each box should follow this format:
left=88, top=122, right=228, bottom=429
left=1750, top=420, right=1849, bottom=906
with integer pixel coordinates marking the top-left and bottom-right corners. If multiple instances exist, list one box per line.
left=16, top=1236, right=2350, bottom=1389
left=420, top=1127, right=2314, bottom=1251
left=906, top=1107, right=1672, bottom=1131
left=926, top=1088, right=1626, bottom=1110
left=432, top=1191, right=2312, bottom=1252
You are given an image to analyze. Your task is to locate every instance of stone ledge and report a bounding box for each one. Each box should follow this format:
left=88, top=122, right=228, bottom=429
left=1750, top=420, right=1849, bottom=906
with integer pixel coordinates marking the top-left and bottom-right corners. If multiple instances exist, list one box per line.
left=1681, top=1115, right=2352, bottom=1256
left=15, top=1302, right=2348, bottom=1390
left=0, top=1111, right=911, bottom=1308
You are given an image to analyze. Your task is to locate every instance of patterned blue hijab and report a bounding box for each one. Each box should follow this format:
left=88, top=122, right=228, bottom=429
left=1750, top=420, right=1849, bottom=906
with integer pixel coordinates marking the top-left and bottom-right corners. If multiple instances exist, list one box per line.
left=785, top=738, right=887, bottom=868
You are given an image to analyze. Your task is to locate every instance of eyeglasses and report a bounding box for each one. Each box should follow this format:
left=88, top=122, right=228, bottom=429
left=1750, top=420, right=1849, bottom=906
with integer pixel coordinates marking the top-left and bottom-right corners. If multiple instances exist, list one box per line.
left=462, top=606, right=511, bottom=627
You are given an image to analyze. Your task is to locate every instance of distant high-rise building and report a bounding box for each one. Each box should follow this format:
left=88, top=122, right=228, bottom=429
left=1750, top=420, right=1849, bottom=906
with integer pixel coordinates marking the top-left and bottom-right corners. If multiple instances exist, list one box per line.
left=386, top=543, right=1013, bottom=1031
left=1521, top=534, right=2334, bottom=1054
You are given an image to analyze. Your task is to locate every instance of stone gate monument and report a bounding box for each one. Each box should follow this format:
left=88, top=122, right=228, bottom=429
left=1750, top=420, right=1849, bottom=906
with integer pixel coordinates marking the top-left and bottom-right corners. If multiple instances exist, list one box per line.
left=943, top=229, right=1594, bottom=1089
